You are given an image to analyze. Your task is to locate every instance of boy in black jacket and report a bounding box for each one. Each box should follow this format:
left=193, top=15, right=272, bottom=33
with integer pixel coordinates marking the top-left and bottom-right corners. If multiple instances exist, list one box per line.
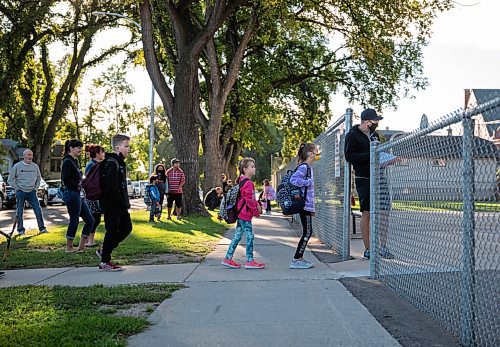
left=344, top=108, right=383, bottom=260
left=97, top=134, right=132, bottom=271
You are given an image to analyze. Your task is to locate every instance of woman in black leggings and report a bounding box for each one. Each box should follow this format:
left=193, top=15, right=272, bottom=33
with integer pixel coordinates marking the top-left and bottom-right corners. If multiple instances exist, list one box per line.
left=289, top=143, right=319, bottom=269
left=154, top=163, right=167, bottom=208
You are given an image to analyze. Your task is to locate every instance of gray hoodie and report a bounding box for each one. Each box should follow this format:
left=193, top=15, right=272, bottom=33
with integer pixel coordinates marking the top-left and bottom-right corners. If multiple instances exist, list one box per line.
left=8, top=161, right=41, bottom=192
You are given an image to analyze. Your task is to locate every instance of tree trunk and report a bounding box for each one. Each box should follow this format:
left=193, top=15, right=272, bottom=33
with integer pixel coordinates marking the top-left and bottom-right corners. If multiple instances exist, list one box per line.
left=170, top=60, right=208, bottom=216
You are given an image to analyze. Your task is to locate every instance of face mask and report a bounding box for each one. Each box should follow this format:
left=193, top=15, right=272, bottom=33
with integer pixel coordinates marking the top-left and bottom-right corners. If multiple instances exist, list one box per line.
left=368, top=122, right=378, bottom=133
left=315, top=154, right=321, bottom=161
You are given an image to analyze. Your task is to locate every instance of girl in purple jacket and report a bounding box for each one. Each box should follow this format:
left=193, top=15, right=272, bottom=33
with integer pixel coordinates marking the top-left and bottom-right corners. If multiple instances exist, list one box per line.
left=290, top=143, right=319, bottom=269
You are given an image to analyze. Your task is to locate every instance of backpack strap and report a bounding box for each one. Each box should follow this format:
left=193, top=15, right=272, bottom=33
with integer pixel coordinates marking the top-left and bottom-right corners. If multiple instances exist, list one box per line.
left=236, top=178, right=250, bottom=215
left=295, top=163, right=311, bottom=200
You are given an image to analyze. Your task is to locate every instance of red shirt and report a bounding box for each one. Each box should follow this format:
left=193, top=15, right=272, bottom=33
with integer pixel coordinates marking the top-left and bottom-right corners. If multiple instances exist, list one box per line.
left=166, top=167, right=185, bottom=193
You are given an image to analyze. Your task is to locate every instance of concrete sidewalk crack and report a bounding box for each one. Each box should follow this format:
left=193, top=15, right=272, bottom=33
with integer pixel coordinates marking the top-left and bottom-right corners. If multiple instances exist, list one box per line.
left=34, top=267, right=75, bottom=285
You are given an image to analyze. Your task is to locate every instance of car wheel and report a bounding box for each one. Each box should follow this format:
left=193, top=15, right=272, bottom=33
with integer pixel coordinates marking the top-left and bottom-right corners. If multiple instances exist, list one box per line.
left=41, top=192, right=48, bottom=207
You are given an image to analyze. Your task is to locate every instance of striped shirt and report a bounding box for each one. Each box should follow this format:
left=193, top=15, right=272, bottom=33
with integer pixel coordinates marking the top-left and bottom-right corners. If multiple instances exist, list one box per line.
left=166, top=167, right=185, bottom=193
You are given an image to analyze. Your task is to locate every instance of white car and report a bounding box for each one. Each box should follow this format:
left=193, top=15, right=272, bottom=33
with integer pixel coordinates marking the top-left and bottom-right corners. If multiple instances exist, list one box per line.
left=139, top=180, right=148, bottom=197
left=46, top=179, right=65, bottom=205
left=132, top=181, right=142, bottom=198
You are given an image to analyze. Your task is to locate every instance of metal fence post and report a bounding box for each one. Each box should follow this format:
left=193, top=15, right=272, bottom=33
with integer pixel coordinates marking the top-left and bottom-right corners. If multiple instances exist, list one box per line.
left=341, top=109, right=353, bottom=261
left=461, top=114, right=476, bottom=346
left=369, top=141, right=378, bottom=278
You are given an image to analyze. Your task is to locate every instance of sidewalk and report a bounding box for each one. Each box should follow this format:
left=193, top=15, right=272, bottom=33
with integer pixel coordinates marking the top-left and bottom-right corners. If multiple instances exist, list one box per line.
left=0, top=214, right=399, bottom=346
left=129, top=215, right=399, bottom=347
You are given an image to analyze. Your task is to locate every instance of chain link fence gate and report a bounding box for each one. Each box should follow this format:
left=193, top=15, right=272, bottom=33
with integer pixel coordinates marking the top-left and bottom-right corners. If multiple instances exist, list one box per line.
left=370, top=96, right=500, bottom=346
left=274, top=109, right=353, bottom=260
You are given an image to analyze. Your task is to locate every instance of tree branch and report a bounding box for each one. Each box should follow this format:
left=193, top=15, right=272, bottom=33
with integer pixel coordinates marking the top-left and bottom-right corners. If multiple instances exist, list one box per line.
left=140, top=0, right=174, bottom=119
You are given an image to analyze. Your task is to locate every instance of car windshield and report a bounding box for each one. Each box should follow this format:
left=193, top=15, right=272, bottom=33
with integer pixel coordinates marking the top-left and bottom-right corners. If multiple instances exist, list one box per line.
left=47, top=181, right=61, bottom=188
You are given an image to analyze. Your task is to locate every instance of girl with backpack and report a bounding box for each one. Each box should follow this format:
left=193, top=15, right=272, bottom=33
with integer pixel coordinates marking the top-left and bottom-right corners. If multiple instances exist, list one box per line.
left=84, top=144, right=105, bottom=247
left=289, top=143, right=319, bottom=269
left=61, top=139, right=95, bottom=253
left=263, top=179, right=276, bottom=215
left=221, top=157, right=265, bottom=269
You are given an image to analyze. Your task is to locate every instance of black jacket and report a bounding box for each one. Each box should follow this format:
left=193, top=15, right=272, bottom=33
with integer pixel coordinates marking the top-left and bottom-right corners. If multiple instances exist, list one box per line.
left=204, top=189, right=222, bottom=210
left=100, top=152, right=130, bottom=212
left=61, top=154, right=82, bottom=191
left=344, top=125, right=380, bottom=178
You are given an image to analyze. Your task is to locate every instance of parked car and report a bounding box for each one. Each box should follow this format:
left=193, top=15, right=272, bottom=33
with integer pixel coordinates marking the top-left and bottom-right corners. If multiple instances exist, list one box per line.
left=139, top=180, right=148, bottom=197
left=46, top=179, right=65, bottom=205
left=3, top=175, right=49, bottom=209
left=0, top=174, right=6, bottom=211
left=127, top=178, right=137, bottom=198
left=132, top=181, right=142, bottom=198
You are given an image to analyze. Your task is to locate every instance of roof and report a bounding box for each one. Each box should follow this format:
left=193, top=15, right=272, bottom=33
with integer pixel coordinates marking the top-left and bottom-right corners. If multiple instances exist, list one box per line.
left=472, top=89, right=500, bottom=137
left=392, top=135, right=498, bottom=159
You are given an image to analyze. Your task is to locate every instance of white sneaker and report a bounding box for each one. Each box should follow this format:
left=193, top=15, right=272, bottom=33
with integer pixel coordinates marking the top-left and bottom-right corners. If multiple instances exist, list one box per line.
left=290, top=259, right=313, bottom=269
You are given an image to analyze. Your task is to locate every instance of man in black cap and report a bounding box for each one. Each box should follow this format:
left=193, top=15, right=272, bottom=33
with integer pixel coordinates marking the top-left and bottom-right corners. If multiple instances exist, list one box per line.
left=166, top=158, right=185, bottom=220
left=345, top=108, right=385, bottom=259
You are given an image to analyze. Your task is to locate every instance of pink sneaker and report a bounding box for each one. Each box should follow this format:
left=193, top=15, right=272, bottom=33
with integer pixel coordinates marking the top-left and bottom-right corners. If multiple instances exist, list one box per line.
left=221, top=258, right=241, bottom=269
left=99, top=262, right=123, bottom=272
left=245, top=260, right=265, bottom=269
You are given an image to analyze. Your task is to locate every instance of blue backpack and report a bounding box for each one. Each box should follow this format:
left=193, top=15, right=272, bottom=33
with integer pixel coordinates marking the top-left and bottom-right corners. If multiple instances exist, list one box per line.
left=276, top=163, right=310, bottom=215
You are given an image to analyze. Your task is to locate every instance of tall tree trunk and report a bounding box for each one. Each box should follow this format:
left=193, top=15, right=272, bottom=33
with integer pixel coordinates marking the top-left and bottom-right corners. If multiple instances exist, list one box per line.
left=170, top=61, right=207, bottom=215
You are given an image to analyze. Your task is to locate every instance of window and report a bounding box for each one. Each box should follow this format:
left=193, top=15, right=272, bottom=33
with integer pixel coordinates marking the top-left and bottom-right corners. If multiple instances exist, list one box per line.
left=50, top=159, right=62, bottom=172
left=431, top=158, right=446, bottom=167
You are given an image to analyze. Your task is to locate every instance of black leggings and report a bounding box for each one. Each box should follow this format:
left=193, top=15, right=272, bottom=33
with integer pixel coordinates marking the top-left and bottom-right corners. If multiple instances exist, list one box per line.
left=91, top=212, right=101, bottom=234
left=294, top=210, right=312, bottom=259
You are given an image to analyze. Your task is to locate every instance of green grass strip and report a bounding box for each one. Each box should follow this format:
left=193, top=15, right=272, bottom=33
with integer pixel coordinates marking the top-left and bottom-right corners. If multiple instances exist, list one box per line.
left=0, top=283, right=182, bottom=346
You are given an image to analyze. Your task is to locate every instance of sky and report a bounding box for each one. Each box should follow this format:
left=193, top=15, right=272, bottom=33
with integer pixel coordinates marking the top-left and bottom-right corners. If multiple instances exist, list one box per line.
left=79, top=0, right=500, bottom=133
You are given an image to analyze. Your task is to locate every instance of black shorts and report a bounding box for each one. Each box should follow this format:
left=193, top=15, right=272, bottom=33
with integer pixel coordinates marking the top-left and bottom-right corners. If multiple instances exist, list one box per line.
left=355, top=177, right=370, bottom=212
left=167, top=193, right=183, bottom=208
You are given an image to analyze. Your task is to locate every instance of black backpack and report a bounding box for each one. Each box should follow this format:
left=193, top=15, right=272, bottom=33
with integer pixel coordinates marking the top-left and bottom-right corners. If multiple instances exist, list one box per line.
left=276, top=163, right=310, bottom=215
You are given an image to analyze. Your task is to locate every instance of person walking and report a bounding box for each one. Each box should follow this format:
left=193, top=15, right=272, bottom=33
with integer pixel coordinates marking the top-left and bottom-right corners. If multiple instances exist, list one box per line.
left=7, top=149, right=48, bottom=235
left=154, top=163, right=168, bottom=209
left=166, top=158, right=185, bottom=220
left=61, top=139, right=94, bottom=253
left=263, top=179, right=276, bottom=215
left=345, top=108, right=385, bottom=259
left=221, top=157, right=265, bottom=269
left=97, top=134, right=132, bottom=271
left=84, top=144, right=106, bottom=247
left=289, top=143, right=319, bottom=269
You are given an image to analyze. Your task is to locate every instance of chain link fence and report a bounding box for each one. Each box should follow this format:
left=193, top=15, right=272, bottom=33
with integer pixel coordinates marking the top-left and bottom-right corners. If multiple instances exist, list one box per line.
left=274, top=110, right=353, bottom=260
left=370, top=95, right=500, bottom=346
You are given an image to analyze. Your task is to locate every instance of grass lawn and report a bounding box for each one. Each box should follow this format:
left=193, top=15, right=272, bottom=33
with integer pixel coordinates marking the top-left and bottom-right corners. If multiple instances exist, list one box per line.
left=392, top=200, right=500, bottom=212
left=0, top=283, right=182, bottom=346
left=1, top=210, right=227, bottom=269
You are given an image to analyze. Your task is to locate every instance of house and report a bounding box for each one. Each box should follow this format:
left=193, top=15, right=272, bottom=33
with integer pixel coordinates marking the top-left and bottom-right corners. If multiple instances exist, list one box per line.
left=0, top=139, right=28, bottom=175
left=464, top=89, right=500, bottom=146
left=0, top=139, right=64, bottom=180
left=388, top=135, right=498, bottom=201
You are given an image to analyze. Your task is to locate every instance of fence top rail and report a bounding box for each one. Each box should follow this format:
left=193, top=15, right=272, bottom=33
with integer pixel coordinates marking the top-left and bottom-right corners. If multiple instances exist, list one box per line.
left=377, top=96, right=500, bottom=152
left=324, top=113, right=347, bottom=137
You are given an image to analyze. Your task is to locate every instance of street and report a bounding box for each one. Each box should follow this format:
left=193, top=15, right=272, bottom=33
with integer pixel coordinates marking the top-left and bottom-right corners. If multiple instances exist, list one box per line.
left=0, top=198, right=146, bottom=233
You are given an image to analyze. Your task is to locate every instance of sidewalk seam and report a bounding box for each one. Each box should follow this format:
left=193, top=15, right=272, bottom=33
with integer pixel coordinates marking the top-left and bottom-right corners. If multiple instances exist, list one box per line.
left=34, top=267, right=75, bottom=285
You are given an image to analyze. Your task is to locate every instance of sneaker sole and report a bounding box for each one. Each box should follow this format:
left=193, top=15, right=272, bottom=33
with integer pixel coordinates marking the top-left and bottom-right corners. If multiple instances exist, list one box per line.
left=221, top=261, right=240, bottom=269
left=99, top=268, right=123, bottom=272
left=289, top=265, right=313, bottom=269
left=245, top=265, right=265, bottom=269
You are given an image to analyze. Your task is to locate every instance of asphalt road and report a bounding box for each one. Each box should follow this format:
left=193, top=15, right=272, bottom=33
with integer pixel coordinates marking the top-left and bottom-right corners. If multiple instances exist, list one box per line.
left=0, top=198, right=146, bottom=233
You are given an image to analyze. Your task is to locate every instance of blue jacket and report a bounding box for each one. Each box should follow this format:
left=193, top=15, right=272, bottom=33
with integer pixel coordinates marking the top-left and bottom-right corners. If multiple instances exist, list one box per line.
left=146, top=184, right=160, bottom=202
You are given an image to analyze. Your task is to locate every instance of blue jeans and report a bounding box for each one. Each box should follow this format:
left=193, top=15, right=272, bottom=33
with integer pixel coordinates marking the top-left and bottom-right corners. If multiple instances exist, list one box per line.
left=225, top=219, right=254, bottom=262
left=16, top=190, right=46, bottom=232
left=64, top=190, right=94, bottom=240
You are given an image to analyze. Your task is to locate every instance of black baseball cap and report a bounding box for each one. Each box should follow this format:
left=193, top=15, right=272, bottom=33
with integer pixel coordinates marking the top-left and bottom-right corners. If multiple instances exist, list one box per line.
left=170, top=158, right=180, bottom=166
left=361, top=108, right=383, bottom=121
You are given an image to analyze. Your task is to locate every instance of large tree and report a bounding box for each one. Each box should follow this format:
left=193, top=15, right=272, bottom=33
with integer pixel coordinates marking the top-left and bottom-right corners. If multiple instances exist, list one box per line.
left=0, top=0, right=137, bottom=173
left=140, top=0, right=452, bottom=214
